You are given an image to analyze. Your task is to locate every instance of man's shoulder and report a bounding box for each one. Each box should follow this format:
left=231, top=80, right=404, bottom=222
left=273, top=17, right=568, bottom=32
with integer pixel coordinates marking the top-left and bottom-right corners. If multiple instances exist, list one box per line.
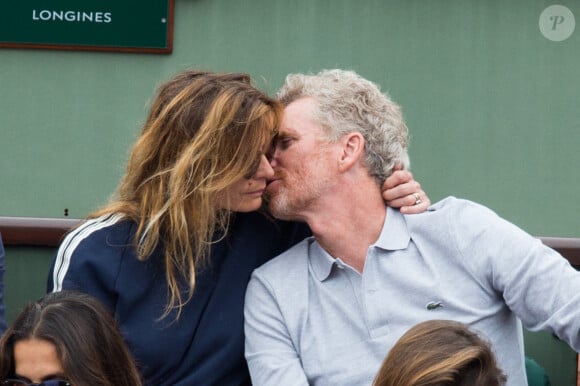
left=246, top=238, right=314, bottom=316
left=429, top=196, right=490, bottom=211
left=404, top=196, right=505, bottom=243
left=252, top=237, right=314, bottom=279
left=413, top=196, right=499, bottom=222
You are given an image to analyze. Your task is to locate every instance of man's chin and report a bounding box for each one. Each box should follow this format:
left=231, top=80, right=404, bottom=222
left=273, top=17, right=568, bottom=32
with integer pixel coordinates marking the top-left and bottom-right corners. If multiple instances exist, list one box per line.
left=267, top=197, right=295, bottom=221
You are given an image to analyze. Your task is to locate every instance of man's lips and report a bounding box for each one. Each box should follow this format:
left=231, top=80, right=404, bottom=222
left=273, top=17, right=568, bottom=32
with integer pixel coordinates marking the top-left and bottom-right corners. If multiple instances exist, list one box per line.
left=266, top=178, right=282, bottom=193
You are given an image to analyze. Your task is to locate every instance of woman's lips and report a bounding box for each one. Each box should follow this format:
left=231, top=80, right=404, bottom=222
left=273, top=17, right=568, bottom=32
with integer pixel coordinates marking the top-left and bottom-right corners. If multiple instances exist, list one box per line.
left=246, top=188, right=266, bottom=197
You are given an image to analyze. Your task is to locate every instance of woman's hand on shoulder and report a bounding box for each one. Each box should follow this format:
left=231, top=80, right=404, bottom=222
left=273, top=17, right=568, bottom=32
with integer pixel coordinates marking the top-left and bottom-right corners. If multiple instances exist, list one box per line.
left=382, top=169, right=430, bottom=214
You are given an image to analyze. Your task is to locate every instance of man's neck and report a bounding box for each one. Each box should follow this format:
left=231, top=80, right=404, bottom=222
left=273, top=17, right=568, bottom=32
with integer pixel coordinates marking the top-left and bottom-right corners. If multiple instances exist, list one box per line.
left=305, top=184, right=386, bottom=273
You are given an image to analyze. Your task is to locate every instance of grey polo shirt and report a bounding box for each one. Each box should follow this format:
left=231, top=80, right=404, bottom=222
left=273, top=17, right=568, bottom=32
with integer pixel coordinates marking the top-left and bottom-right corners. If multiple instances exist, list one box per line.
left=244, top=197, right=580, bottom=386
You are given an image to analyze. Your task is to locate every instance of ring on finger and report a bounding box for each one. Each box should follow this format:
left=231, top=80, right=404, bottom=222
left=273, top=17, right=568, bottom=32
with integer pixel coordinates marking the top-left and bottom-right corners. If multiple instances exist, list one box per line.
left=413, top=192, right=422, bottom=205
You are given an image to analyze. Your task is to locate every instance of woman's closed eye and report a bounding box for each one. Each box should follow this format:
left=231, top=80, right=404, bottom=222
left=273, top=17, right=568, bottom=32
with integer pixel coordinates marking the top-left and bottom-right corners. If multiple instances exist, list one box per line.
left=244, top=154, right=265, bottom=179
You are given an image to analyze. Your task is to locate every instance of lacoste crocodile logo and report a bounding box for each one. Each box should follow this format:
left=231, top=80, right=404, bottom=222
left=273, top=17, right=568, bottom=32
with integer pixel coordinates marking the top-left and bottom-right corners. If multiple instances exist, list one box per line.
left=426, top=301, right=444, bottom=310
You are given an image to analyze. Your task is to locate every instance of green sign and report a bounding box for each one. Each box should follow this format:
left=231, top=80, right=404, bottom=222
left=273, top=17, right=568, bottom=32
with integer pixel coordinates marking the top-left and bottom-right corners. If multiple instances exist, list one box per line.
left=0, top=0, right=173, bottom=53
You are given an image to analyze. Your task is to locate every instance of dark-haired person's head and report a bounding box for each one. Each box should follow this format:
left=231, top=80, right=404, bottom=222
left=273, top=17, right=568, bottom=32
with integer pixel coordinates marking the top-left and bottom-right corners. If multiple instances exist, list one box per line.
left=373, top=320, right=507, bottom=386
left=0, top=291, right=142, bottom=386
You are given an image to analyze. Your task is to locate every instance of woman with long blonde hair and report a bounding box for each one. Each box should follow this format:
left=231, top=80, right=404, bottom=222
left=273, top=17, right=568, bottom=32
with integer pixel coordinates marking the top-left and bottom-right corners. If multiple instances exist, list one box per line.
left=48, top=69, right=427, bottom=385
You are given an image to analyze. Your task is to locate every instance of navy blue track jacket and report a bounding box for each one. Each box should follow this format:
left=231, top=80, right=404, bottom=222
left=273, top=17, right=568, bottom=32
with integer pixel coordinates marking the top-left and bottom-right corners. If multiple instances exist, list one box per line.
left=48, top=211, right=309, bottom=386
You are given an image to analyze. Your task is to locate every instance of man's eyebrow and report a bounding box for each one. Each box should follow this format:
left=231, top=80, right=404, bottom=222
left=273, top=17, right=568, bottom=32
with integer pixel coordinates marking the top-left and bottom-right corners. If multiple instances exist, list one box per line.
left=278, top=127, right=299, bottom=138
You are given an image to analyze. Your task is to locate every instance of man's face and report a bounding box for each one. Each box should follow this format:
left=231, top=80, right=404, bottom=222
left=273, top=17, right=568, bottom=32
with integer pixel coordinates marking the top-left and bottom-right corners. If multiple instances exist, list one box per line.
left=265, top=97, right=335, bottom=220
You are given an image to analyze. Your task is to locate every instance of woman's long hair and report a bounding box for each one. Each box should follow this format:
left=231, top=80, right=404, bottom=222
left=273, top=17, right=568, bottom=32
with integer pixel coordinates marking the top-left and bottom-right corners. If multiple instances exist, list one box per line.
left=0, top=291, right=142, bottom=386
left=91, top=70, right=281, bottom=317
left=373, top=320, right=507, bottom=386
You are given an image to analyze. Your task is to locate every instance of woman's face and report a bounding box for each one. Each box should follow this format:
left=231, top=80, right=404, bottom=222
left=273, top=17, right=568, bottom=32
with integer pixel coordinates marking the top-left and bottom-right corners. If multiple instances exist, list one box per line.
left=216, top=154, right=274, bottom=212
left=13, top=338, right=67, bottom=385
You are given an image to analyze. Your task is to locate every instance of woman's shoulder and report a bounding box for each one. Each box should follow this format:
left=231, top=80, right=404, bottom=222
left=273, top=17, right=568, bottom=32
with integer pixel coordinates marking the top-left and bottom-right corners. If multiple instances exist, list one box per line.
left=49, top=213, right=141, bottom=296
left=60, top=213, right=133, bottom=250
left=53, top=213, right=137, bottom=274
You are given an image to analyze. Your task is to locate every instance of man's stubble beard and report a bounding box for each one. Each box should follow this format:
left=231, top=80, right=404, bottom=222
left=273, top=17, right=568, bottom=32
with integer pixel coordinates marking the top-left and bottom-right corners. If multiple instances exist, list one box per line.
left=267, top=171, right=327, bottom=221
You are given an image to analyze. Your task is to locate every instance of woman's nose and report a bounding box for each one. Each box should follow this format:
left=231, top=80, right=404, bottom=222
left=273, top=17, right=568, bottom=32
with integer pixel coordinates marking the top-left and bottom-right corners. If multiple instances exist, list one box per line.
left=254, top=155, right=274, bottom=179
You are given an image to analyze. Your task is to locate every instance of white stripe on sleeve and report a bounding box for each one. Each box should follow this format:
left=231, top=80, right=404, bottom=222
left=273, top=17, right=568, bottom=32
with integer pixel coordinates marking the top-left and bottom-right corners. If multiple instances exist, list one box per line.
left=52, top=213, right=125, bottom=292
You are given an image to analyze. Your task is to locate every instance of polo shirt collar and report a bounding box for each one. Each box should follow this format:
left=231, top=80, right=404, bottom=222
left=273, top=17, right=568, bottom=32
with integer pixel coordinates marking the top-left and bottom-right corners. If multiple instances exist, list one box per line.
left=309, top=207, right=411, bottom=281
left=375, top=206, right=411, bottom=251
left=310, top=241, right=337, bottom=281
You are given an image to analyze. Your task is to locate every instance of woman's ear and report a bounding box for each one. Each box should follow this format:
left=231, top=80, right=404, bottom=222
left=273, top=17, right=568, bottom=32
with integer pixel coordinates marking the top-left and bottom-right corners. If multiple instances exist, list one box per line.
left=338, top=132, right=365, bottom=172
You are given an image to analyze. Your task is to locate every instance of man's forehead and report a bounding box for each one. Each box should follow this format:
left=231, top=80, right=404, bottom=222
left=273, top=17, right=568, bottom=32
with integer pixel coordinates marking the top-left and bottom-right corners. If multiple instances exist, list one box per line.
left=281, top=97, right=319, bottom=134
left=284, top=97, right=317, bottom=116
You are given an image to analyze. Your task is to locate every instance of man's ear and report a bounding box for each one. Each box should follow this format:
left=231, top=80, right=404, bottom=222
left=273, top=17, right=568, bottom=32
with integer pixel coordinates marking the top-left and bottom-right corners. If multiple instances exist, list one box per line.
left=338, top=132, right=365, bottom=172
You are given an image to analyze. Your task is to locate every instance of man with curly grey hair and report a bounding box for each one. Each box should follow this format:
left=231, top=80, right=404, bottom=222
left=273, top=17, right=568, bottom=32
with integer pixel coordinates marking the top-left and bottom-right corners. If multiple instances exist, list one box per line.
left=266, top=69, right=410, bottom=221
left=244, top=69, right=580, bottom=386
